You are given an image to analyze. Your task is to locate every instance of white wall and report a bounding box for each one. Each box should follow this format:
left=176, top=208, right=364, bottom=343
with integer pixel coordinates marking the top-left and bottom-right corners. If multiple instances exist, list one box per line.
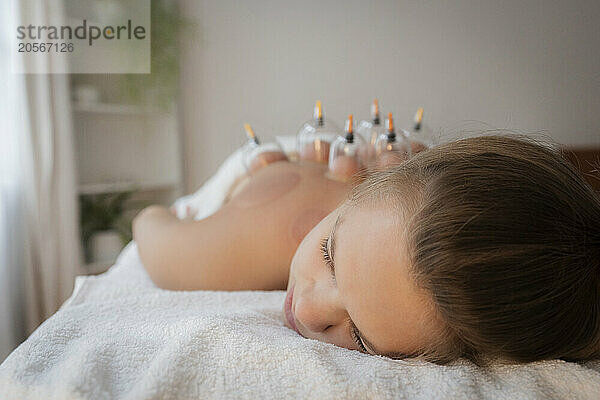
left=178, top=0, right=600, bottom=191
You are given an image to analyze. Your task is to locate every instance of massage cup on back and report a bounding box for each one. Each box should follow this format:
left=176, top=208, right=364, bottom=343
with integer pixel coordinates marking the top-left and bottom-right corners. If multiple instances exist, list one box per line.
left=296, top=101, right=341, bottom=163
left=404, top=107, right=435, bottom=153
left=241, top=124, right=287, bottom=174
left=357, top=99, right=386, bottom=166
left=374, top=113, right=412, bottom=169
left=327, top=114, right=367, bottom=182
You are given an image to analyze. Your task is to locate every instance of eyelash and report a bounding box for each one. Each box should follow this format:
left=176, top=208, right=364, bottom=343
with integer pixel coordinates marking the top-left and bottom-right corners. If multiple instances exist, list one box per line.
left=320, top=237, right=335, bottom=275
left=320, top=236, right=367, bottom=353
left=348, top=318, right=368, bottom=353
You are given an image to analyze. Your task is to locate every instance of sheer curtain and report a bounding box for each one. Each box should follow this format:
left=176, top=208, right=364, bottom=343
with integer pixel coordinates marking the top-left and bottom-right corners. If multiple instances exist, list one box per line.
left=0, top=0, right=80, bottom=361
left=0, top=0, right=27, bottom=363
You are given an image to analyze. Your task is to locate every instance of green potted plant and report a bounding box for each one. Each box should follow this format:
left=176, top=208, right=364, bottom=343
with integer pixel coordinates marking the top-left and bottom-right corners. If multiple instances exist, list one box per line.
left=80, top=191, right=133, bottom=264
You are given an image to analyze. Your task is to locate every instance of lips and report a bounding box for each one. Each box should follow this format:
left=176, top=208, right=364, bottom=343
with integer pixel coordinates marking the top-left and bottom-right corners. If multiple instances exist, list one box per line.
left=284, top=285, right=300, bottom=334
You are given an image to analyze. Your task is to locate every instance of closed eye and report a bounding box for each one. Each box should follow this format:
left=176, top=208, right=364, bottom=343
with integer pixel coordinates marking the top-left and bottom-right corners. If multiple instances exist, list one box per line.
left=320, top=235, right=368, bottom=353
left=320, top=236, right=335, bottom=276
left=348, top=318, right=369, bottom=353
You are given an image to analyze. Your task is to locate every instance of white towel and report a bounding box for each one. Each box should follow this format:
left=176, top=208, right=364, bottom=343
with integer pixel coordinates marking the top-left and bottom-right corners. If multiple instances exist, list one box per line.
left=1, top=246, right=599, bottom=399
left=2, top=140, right=600, bottom=399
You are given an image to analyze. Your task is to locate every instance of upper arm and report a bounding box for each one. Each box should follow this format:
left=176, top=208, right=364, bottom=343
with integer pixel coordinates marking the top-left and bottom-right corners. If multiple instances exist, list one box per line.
left=133, top=205, right=289, bottom=291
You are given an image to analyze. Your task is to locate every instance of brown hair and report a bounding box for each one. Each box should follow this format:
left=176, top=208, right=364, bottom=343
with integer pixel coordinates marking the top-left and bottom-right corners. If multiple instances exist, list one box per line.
left=350, top=135, right=600, bottom=365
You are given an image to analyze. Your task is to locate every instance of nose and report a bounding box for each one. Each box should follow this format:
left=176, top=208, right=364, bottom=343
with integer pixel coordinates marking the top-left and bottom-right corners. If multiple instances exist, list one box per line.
left=294, top=283, right=346, bottom=334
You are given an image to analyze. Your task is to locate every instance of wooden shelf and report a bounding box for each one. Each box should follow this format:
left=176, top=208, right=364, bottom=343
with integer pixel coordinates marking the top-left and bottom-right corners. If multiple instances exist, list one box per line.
left=78, top=181, right=136, bottom=195
left=78, top=182, right=178, bottom=195
left=72, top=102, right=169, bottom=116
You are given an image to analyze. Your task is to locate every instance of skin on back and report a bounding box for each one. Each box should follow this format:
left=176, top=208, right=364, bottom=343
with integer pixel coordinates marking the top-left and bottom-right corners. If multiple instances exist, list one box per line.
left=133, top=161, right=352, bottom=291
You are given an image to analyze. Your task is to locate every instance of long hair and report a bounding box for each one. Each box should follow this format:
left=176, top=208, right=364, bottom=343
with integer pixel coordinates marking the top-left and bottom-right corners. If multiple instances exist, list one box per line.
left=350, top=135, right=600, bottom=365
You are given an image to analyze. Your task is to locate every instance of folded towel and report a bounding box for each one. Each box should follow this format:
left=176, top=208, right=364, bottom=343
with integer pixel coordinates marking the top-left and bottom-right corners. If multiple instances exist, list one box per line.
left=2, top=138, right=600, bottom=399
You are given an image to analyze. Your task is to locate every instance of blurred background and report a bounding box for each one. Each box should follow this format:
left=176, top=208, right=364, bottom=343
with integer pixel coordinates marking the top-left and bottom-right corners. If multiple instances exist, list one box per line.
left=1, top=0, right=599, bottom=361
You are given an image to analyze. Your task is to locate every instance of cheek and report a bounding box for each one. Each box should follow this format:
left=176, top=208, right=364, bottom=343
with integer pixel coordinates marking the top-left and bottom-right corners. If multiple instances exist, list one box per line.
left=290, top=235, right=317, bottom=279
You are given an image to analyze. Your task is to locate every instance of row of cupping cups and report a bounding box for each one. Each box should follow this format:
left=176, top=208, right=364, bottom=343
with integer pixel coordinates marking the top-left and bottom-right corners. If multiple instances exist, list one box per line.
left=242, top=101, right=434, bottom=182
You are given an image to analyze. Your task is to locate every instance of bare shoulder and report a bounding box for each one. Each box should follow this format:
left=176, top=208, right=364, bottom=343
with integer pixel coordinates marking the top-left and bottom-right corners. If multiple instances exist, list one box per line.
left=227, top=161, right=351, bottom=208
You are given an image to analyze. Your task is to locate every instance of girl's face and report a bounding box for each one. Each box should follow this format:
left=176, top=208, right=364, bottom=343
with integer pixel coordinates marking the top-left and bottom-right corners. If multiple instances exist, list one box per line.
left=283, top=202, right=441, bottom=357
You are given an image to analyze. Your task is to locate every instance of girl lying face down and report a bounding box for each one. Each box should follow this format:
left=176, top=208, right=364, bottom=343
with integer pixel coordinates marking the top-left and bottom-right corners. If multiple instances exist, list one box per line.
left=285, top=136, right=600, bottom=364
left=134, top=135, right=600, bottom=365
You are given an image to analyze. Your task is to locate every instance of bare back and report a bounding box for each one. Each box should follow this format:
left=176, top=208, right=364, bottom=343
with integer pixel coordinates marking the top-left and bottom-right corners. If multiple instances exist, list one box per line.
left=134, top=161, right=353, bottom=291
left=208, top=161, right=352, bottom=288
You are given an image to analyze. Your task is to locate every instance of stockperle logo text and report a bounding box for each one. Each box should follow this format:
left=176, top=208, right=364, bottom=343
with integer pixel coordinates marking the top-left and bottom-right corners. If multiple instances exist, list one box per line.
left=17, top=19, right=146, bottom=46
